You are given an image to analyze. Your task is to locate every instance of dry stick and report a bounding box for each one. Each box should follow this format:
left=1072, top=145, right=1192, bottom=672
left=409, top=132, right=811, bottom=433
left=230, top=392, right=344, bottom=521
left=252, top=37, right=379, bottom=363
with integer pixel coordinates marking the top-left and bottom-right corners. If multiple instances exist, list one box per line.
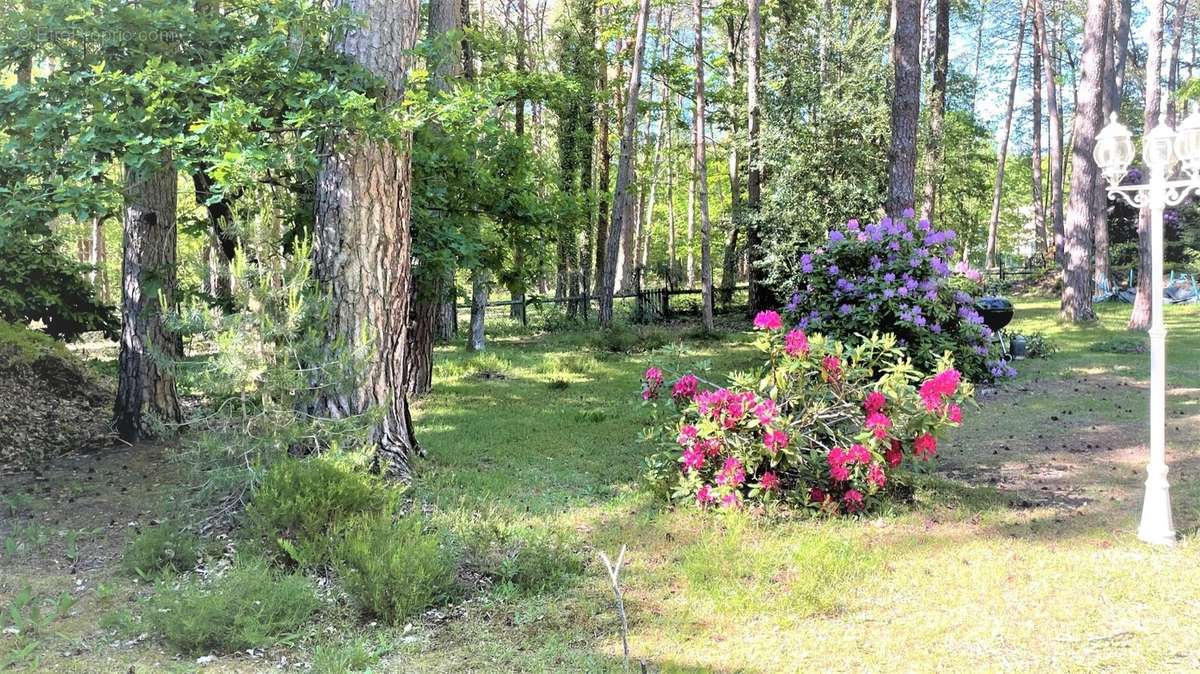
left=598, top=545, right=630, bottom=669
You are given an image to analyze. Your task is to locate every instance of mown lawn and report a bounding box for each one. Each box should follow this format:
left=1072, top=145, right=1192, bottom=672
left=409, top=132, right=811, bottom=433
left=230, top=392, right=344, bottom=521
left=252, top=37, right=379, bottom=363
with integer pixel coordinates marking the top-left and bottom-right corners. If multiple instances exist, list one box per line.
left=4, top=295, right=1200, bottom=672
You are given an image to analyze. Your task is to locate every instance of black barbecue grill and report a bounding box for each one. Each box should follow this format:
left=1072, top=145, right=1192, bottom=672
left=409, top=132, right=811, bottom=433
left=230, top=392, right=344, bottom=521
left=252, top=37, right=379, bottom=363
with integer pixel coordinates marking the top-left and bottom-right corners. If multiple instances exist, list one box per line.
left=975, top=296, right=1014, bottom=332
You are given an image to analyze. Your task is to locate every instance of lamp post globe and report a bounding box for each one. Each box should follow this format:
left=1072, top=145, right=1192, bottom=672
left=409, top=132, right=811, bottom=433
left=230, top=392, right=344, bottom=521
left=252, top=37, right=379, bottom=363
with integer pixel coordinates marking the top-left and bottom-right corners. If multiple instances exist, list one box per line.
left=1175, top=105, right=1200, bottom=175
left=1143, top=117, right=1178, bottom=173
left=1094, top=113, right=1136, bottom=185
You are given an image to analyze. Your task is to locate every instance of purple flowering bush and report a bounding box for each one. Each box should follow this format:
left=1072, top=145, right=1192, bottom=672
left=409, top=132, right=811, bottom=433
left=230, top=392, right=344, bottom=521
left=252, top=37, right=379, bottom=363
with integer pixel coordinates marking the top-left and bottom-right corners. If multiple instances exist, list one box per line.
left=784, top=212, right=1013, bottom=382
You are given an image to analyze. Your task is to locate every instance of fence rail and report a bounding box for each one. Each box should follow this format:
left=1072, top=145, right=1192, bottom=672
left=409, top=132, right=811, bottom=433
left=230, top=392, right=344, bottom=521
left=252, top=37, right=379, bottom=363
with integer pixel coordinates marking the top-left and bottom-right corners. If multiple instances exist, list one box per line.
left=455, top=283, right=749, bottom=325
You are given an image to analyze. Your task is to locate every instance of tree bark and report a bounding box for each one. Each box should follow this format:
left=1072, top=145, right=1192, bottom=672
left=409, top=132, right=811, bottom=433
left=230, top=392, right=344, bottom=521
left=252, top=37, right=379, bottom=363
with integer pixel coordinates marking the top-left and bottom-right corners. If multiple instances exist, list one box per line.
left=686, top=131, right=696, bottom=288
left=1165, top=0, right=1190, bottom=124
left=113, top=154, right=182, bottom=442
left=1092, top=5, right=1113, bottom=289
left=920, top=0, right=949, bottom=221
left=1129, top=0, right=1165, bottom=331
left=592, top=54, right=612, bottom=296
left=191, top=170, right=235, bottom=305
left=311, top=0, right=421, bottom=476
left=408, top=0, right=464, bottom=396
left=1031, top=13, right=1047, bottom=256
left=746, top=0, right=767, bottom=311
left=984, top=2, right=1027, bottom=269
left=1060, top=0, right=1109, bottom=322
left=598, top=0, right=652, bottom=326
left=666, top=103, right=678, bottom=283
left=1035, top=0, right=1065, bottom=264
left=720, top=14, right=742, bottom=305
left=467, top=269, right=489, bottom=351
left=694, top=0, right=714, bottom=331
left=885, top=0, right=921, bottom=217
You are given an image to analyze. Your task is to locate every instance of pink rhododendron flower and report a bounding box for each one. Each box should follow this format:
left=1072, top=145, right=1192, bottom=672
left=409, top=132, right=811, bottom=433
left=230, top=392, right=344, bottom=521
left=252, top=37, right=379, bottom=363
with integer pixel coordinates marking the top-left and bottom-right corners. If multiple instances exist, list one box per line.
left=809, top=487, right=827, bottom=504
left=763, top=429, right=789, bottom=453
left=863, top=391, right=886, bottom=414
left=681, top=445, right=705, bottom=472
left=830, top=463, right=850, bottom=481
left=753, top=310, right=783, bottom=331
left=672, top=374, right=699, bottom=400
left=913, top=432, right=937, bottom=459
left=919, top=368, right=961, bottom=411
left=753, top=399, right=778, bottom=425
left=946, top=403, right=963, bottom=423
left=700, top=438, right=723, bottom=457
left=716, top=456, right=746, bottom=487
left=867, top=463, right=887, bottom=488
left=784, top=329, right=810, bottom=357
left=864, top=411, right=892, bottom=440
left=822, top=355, right=842, bottom=381
left=848, top=443, right=871, bottom=463
left=645, top=367, right=664, bottom=386
left=721, top=492, right=741, bottom=509
left=884, top=440, right=903, bottom=467
left=677, top=424, right=698, bottom=447
left=696, top=484, right=716, bottom=505
left=760, top=471, right=781, bottom=491
left=842, top=489, right=865, bottom=511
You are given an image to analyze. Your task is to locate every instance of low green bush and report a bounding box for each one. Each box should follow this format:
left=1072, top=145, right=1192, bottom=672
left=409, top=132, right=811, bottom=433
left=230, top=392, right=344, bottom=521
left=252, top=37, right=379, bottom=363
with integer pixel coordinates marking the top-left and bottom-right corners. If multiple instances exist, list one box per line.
left=311, top=637, right=387, bottom=674
left=122, top=525, right=200, bottom=578
left=146, top=557, right=319, bottom=653
left=448, top=516, right=582, bottom=595
left=244, top=455, right=396, bottom=568
left=333, top=512, right=456, bottom=624
left=591, top=324, right=669, bottom=354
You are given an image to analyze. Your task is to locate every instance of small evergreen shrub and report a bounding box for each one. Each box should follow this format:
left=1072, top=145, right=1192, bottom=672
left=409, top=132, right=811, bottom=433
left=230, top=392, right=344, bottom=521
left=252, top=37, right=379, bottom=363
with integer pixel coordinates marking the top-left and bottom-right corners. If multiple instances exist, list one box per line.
left=448, top=516, right=582, bottom=594
left=591, top=324, right=668, bottom=354
left=146, top=557, right=319, bottom=653
left=332, top=512, right=456, bottom=624
left=245, top=456, right=395, bottom=568
left=311, top=638, right=385, bottom=674
left=122, top=525, right=200, bottom=577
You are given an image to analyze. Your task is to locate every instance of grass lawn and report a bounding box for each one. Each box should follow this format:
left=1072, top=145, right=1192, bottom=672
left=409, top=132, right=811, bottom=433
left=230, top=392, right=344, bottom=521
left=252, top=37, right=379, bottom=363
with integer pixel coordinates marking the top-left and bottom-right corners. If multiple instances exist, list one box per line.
left=4, top=295, right=1200, bottom=672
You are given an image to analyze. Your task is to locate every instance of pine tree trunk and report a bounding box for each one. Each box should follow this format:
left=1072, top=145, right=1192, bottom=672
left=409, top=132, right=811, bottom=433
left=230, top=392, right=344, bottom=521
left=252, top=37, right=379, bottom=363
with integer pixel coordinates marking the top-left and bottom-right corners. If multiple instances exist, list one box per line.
left=1060, top=0, right=1109, bottom=322
left=1031, top=14, right=1047, bottom=256
left=919, top=0, right=949, bottom=221
left=694, top=0, right=714, bottom=331
left=89, top=214, right=108, bottom=302
left=467, top=269, right=489, bottom=351
left=593, top=58, right=612, bottom=296
left=1165, top=0, right=1190, bottom=123
left=598, top=0, right=652, bottom=326
left=666, top=104, right=677, bottom=284
left=1035, top=0, right=1065, bottom=264
left=191, top=170, right=234, bottom=305
left=311, top=0, right=421, bottom=476
left=720, top=15, right=742, bottom=305
left=114, top=154, right=182, bottom=442
left=686, top=136, right=696, bottom=288
left=746, top=0, right=767, bottom=311
left=1092, top=7, right=1113, bottom=289
left=1130, top=0, right=1165, bottom=331
left=885, top=0, right=921, bottom=217
left=984, top=2, right=1027, bottom=269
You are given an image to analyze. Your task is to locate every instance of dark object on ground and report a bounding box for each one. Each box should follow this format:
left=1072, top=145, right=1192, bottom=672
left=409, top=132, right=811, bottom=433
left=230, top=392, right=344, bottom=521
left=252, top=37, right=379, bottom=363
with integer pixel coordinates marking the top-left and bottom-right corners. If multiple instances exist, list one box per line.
left=975, top=296, right=1014, bottom=332
left=0, top=323, right=112, bottom=473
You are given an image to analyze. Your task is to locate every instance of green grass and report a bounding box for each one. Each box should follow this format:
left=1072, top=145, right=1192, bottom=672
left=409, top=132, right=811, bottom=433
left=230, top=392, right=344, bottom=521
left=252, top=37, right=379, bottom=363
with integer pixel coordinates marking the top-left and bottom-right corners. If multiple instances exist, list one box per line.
left=9, top=297, right=1200, bottom=672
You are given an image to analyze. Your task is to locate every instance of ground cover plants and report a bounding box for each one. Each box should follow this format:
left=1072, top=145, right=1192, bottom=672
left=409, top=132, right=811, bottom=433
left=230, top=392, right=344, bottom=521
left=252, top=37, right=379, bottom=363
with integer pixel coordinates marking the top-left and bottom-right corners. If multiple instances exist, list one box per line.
left=4, top=299, right=1200, bottom=672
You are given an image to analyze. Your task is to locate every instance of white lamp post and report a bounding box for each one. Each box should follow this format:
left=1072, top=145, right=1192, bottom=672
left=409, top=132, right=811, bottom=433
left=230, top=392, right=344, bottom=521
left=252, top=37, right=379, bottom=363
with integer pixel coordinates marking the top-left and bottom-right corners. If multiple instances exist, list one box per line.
left=1094, top=105, right=1200, bottom=546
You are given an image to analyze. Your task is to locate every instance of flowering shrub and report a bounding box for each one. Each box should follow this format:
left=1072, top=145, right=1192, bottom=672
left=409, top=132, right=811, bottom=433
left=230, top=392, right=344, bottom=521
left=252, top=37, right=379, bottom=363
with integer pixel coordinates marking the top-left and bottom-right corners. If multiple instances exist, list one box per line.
left=642, top=313, right=972, bottom=514
left=782, top=211, right=1013, bottom=382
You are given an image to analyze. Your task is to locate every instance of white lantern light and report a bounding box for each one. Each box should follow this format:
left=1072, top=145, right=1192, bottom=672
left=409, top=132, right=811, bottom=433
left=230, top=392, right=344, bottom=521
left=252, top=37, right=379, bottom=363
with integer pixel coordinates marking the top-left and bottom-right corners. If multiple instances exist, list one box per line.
left=1094, top=113, right=1136, bottom=184
left=1176, top=104, right=1200, bottom=176
left=1143, top=115, right=1178, bottom=172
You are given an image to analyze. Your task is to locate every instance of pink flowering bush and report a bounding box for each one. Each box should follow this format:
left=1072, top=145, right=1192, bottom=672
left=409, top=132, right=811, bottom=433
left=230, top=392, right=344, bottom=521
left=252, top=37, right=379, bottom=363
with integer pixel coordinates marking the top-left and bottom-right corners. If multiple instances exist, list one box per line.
left=642, top=312, right=972, bottom=514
